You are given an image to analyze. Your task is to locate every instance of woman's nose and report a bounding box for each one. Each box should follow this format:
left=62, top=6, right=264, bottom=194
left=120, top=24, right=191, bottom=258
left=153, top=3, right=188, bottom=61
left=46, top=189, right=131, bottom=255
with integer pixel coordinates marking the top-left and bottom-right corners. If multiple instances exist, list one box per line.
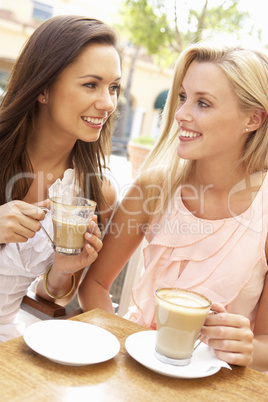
left=175, top=102, right=193, bottom=123
left=95, top=90, right=116, bottom=112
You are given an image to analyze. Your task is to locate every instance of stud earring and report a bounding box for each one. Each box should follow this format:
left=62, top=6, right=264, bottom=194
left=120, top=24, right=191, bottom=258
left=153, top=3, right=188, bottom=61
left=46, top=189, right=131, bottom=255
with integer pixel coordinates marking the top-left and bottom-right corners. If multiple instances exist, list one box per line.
left=245, top=128, right=249, bottom=132
left=42, top=98, right=46, bottom=103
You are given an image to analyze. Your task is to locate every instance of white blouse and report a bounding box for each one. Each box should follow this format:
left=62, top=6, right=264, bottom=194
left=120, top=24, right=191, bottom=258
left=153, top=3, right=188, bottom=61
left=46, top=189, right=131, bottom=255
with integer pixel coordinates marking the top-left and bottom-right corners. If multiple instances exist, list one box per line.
left=0, top=169, right=81, bottom=341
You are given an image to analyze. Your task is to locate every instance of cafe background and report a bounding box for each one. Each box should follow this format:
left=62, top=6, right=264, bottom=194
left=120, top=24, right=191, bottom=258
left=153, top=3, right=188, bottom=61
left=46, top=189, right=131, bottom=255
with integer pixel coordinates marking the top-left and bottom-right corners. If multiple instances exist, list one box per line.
left=0, top=0, right=266, bottom=311
left=0, top=0, right=266, bottom=156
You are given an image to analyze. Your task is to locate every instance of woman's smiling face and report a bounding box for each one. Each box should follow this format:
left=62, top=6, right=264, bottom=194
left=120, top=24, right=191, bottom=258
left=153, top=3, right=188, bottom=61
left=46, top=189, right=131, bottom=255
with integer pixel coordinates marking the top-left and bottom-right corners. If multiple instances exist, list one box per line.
left=42, top=43, right=121, bottom=144
left=175, top=60, right=252, bottom=163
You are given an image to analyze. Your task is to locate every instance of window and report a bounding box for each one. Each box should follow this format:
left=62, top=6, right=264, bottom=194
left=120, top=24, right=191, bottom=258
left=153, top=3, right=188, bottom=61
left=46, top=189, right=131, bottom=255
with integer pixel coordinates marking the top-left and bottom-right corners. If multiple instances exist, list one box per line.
left=32, top=1, right=53, bottom=22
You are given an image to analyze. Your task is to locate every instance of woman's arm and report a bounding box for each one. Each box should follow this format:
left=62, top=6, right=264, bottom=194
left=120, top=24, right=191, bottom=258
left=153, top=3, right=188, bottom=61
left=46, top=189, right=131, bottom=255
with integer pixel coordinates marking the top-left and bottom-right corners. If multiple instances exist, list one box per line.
left=78, top=180, right=150, bottom=313
left=98, top=175, right=118, bottom=231
left=250, top=272, right=268, bottom=371
left=35, top=177, right=118, bottom=305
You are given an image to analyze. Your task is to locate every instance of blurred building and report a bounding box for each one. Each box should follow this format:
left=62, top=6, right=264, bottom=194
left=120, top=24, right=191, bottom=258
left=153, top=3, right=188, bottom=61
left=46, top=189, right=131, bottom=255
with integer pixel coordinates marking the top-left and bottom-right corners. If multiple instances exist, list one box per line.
left=0, top=0, right=173, bottom=145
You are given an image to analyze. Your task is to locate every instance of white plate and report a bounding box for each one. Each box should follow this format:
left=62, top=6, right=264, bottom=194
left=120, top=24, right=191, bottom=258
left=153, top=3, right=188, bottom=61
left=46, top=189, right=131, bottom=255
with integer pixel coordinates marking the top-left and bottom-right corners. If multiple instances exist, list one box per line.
left=24, top=320, right=120, bottom=366
left=125, top=331, right=222, bottom=379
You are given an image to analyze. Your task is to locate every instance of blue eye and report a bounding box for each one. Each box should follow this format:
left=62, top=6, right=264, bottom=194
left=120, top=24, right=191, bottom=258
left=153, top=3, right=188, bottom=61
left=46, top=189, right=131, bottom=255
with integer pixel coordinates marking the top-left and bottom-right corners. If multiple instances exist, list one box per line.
left=179, top=93, right=186, bottom=102
left=198, top=100, right=209, bottom=108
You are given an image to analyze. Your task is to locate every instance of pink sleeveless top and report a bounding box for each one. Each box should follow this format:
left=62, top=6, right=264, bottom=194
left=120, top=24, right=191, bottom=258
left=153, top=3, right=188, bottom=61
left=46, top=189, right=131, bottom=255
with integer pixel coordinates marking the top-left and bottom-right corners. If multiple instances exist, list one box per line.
left=129, top=173, right=268, bottom=329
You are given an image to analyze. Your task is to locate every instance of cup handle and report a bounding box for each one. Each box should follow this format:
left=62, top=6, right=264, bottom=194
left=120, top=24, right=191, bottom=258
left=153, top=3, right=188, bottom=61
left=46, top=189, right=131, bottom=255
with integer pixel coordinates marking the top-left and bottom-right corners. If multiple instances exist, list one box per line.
left=40, top=207, right=55, bottom=250
left=194, top=311, right=218, bottom=351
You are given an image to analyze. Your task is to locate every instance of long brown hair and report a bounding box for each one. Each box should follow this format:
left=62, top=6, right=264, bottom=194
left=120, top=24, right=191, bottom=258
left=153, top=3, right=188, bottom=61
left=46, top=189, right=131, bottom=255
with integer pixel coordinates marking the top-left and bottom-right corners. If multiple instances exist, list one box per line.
left=0, top=15, right=121, bottom=222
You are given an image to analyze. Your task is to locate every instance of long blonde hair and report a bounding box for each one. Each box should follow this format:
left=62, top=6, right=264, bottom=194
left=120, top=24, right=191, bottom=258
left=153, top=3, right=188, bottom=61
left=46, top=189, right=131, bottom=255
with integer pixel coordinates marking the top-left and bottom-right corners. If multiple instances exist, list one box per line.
left=140, top=42, right=268, bottom=219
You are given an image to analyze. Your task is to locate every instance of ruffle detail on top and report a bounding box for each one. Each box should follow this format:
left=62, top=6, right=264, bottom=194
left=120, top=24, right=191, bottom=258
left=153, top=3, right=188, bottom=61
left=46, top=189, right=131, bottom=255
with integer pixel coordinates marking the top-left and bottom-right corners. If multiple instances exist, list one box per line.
left=130, top=177, right=268, bottom=329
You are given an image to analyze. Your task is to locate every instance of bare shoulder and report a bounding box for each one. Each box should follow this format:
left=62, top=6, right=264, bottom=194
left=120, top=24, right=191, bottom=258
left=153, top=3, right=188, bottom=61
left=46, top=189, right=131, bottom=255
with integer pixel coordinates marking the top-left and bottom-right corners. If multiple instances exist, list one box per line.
left=98, top=176, right=117, bottom=229
left=102, top=176, right=117, bottom=209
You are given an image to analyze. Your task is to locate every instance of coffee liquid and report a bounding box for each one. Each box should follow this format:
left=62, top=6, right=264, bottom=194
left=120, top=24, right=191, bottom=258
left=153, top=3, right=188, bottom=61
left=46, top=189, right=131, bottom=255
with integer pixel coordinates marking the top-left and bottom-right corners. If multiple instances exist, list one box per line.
left=52, top=217, right=88, bottom=249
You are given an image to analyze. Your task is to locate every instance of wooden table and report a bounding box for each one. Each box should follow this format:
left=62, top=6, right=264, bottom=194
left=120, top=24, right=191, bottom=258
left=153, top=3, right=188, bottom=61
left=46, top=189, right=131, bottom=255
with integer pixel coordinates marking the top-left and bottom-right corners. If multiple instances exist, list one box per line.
left=0, top=309, right=267, bottom=401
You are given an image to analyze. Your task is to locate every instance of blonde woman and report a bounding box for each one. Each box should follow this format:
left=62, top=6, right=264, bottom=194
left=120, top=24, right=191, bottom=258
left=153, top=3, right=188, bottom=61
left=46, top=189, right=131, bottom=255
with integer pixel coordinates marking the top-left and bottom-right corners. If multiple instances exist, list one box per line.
left=79, top=42, right=268, bottom=372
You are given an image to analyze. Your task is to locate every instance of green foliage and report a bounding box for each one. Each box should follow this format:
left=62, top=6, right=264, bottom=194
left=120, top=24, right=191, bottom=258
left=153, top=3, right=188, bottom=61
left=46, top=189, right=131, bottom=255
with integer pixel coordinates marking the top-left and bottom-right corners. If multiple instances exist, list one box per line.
left=117, top=0, right=253, bottom=66
left=117, top=0, right=174, bottom=55
left=132, top=135, right=156, bottom=148
left=201, top=1, right=250, bottom=38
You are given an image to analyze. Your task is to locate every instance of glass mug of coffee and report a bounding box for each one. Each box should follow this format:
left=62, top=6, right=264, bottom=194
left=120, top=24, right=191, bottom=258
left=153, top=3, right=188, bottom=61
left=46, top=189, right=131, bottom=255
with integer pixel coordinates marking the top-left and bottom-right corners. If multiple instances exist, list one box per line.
left=40, top=196, right=96, bottom=255
left=155, top=288, right=211, bottom=366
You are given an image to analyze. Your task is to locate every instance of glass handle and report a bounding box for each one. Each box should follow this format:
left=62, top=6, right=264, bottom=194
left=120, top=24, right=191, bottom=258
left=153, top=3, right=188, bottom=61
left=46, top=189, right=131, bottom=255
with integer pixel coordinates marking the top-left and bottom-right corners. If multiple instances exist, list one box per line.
left=40, top=208, right=55, bottom=250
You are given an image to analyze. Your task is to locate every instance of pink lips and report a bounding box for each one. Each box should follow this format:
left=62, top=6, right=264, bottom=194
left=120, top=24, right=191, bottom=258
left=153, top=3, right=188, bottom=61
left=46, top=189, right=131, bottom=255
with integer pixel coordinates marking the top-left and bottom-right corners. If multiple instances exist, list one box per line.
left=82, top=118, right=103, bottom=130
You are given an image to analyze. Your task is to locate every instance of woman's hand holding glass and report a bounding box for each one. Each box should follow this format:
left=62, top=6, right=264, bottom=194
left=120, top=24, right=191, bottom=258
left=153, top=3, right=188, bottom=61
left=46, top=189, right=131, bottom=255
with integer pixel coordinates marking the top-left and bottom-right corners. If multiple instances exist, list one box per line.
left=0, top=198, right=102, bottom=272
left=0, top=201, right=45, bottom=244
left=52, top=215, right=103, bottom=275
left=35, top=214, right=103, bottom=302
left=200, top=302, right=254, bottom=367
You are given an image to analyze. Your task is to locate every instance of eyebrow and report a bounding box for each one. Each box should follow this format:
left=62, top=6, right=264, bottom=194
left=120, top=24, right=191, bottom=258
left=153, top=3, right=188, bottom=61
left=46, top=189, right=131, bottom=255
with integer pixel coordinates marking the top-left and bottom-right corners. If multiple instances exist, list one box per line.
left=181, top=85, right=217, bottom=100
left=195, top=91, right=217, bottom=100
left=79, top=74, right=121, bottom=81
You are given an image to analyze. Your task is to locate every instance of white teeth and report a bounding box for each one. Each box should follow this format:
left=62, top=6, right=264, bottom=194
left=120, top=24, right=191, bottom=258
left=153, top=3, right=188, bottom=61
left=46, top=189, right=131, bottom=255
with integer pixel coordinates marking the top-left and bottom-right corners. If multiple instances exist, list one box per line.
left=82, top=117, right=103, bottom=124
left=180, top=129, right=200, bottom=138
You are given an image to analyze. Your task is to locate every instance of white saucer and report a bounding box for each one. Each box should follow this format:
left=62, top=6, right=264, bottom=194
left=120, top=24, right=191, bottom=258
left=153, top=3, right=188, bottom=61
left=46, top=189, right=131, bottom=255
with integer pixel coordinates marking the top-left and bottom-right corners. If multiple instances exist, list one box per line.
left=125, top=331, right=223, bottom=379
left=24, top=320, right=120, bottom=366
